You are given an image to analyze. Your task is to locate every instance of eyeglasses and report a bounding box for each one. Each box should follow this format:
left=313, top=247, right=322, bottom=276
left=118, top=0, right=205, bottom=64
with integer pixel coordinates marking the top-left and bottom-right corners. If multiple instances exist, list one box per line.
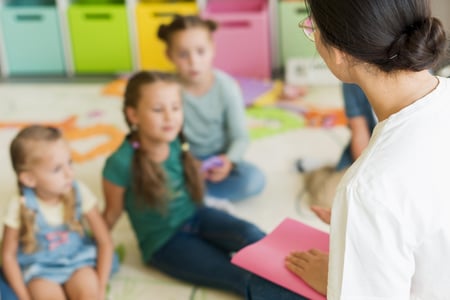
left=299, top=16, right=315, bottom=42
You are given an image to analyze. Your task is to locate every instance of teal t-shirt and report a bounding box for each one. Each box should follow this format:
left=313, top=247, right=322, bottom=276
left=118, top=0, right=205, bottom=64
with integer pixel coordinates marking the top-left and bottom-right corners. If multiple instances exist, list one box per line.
left=103, top=137, right=197, bottom=262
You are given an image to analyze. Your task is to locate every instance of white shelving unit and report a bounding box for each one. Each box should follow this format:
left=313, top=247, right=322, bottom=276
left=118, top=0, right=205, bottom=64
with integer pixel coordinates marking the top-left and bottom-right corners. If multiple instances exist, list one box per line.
left=56, top=0, right=74, bottom=76
left=0, top=0, right=449, bottom=77
left=125, top=0, right=139, bottom=71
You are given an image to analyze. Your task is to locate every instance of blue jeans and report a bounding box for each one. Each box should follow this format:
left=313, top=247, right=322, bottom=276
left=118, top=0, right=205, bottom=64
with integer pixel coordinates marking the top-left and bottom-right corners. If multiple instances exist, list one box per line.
left=149, top=206, right=265, bottom=296
left=206, top=161, right=266, bottom=201
left=335, top=145, right=353, bottom=171
left=0, top=269, right=18, bottom=300
left=246, top=274, right=308, bottom=300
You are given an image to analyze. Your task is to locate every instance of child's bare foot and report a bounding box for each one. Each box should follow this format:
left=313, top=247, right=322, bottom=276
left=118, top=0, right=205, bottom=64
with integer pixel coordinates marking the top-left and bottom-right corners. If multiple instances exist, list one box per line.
left=285, top=249, right=328, bottom=295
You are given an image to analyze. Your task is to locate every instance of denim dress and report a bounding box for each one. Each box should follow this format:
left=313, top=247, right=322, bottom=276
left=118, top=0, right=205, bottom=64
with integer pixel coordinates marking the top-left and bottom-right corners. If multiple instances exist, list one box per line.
left=16, top=184, right=117, bottom=284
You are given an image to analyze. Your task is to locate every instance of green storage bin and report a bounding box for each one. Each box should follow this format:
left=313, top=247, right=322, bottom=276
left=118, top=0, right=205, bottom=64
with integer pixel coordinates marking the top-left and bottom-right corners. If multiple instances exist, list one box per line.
left=75, top=0, right=124, bottom=4
left=0, top=6, right=66, bottom=75
left=279, top=1, right=316, bottom=65
left=68, top=4, right=132, bottom=73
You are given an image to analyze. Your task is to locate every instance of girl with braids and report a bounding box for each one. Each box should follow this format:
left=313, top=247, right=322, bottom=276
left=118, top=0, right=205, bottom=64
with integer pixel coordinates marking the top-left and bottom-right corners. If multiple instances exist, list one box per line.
left=102, top=71, right=265, bottom=296
left=1, top=125, right=117, bottom=300
left=246, top=0, right=450, bottom=299
left=157, top=15, right=266, bottom=202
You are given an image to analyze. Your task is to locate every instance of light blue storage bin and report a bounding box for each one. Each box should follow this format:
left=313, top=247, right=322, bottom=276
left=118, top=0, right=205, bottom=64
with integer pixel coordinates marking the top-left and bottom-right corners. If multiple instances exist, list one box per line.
left=4, top=0, right=56, bottom=6
left=0, top=7, right=66, bottom=75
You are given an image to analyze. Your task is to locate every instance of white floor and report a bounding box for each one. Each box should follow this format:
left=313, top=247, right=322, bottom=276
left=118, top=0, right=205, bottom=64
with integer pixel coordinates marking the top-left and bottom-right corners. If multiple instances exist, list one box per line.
left=0, top=80, right=348, bottom=299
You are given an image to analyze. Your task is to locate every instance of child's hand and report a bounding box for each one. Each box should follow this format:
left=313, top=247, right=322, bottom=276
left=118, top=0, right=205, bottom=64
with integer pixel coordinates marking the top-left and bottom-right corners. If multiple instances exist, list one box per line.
left=206, top=155, right=233, bottom=182
left=200, top=156, right=221, bottom=179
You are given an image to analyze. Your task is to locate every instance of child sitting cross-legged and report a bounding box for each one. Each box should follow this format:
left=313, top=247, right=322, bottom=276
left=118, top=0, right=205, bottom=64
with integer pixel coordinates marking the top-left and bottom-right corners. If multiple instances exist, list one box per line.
left=102, top=71, right=266, bottom=296
left=158, top=15, right=266, bottom=203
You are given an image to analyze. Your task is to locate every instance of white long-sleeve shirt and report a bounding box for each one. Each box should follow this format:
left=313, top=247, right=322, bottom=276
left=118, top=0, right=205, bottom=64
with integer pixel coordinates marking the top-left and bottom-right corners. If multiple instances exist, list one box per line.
left=328, top=77, right=450, bottom=300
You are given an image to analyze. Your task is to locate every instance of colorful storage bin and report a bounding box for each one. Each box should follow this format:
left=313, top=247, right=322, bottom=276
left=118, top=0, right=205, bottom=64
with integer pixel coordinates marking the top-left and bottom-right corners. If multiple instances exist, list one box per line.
left=202, top=0, right=271, bottom=79
left=4, top=0, right=55, bottom=6
left=0, top=6, right=66, bottom=75
left=76, top=0, right=123, bottom=4
left=136, top=1, right=198, bottom=71
left=68, top=4, right=132, bottom=73
left=279, top=1, right=316, bottom=65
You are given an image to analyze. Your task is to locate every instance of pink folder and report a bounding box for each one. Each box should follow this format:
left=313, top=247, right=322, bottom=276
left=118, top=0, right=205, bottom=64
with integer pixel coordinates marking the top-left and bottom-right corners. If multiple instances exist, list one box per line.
left=231, top=218, right=329, bottom=300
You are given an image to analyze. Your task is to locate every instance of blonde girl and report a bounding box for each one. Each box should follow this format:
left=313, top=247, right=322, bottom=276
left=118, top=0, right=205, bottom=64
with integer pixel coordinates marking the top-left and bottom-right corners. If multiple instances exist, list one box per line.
left=1, top=126, right=117, bottom=300
left=158, top=15, right=266, bottom=202
left=102, top=71, right=265, bottom=296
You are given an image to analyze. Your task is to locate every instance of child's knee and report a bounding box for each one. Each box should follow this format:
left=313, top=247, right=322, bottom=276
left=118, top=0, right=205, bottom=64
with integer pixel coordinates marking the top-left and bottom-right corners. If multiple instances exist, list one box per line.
left=249, top=170, right=266, bottom=195
left=241, top=171, right=266, bottom=199
left=239, top=223, right=265, bottom=245
left=65, top=267, right=100, bottom=300
left=233, top=165, right=266, bottom=200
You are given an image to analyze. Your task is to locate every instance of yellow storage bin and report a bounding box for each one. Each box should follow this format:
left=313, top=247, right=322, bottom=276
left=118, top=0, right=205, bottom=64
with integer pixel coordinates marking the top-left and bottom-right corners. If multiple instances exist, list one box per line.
left=136, top=1, right=197, bottom=71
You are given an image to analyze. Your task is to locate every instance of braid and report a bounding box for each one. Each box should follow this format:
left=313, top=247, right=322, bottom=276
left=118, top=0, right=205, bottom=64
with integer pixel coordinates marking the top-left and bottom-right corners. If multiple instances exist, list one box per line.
left=61, top=188, right=84, bottom=236
left=130, top=131, right=168, bottom=209
left=179, top=133, right=204, bottom=204
left=18, top=194, right=38, bottom=254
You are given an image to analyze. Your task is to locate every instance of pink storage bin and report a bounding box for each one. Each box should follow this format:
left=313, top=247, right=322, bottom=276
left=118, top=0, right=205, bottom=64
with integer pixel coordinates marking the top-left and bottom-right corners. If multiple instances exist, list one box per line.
left=202, top=0, right=271, bottom=79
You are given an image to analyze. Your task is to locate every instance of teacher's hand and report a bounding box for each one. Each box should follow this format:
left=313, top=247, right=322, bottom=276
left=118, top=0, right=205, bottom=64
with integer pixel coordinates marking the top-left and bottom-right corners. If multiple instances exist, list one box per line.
left=285, top=249, right=328, bottom=296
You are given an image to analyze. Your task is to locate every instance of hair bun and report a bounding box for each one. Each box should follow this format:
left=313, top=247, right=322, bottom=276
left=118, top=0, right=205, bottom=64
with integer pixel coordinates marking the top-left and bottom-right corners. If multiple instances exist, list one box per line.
left=386, top=17, right=447, bottom=71
left=157, top=14, right=218, bottom=45
left=157, top=24, right=169, bottom=42
left=206, top=19, right=218, bottom=32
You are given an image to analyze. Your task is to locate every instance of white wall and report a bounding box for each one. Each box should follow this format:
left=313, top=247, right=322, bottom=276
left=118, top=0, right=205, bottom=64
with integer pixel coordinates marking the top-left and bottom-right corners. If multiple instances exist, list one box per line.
left=431, top=0, right=450, bottom=31
left=431, top=0, right=450, bottom=67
